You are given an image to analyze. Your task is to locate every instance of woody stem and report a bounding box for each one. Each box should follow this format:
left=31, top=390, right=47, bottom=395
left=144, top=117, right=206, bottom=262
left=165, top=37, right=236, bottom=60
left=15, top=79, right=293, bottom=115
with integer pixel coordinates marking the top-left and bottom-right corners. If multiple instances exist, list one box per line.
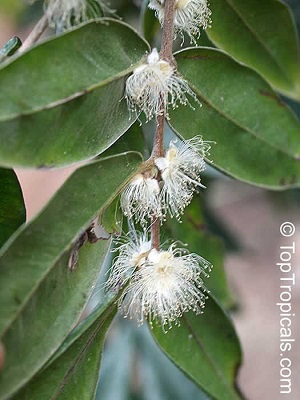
left=160, top=0, right=176, bottom=65
left=151, top=0, right=176, bottom=250
left=21, top=14, right=48, bottom=52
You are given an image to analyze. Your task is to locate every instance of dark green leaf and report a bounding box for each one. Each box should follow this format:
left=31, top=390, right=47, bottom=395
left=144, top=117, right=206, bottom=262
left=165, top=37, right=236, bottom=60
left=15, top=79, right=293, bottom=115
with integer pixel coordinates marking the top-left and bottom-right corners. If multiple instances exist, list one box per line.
left=101, top=198, right=123, bottom=235
left=0, top=152, right=142, bottom=399
left=152, top=297, right=242, bottom=400
left=96, top=319, right=210, bottom=400
left=171, top=47, right=300, bottom=189
left=12, top=299, right=117, bottom=400
left=0, top=168, right=25, bottom=248
left=1, top=240, right=110, bottom=400
left=103, top=121, right=146, bottom=157
left=0, top=19, right=148, bottom=168
left=165, top=198, right=235, bottom=309
left=207, top=0, right=300, bottom=99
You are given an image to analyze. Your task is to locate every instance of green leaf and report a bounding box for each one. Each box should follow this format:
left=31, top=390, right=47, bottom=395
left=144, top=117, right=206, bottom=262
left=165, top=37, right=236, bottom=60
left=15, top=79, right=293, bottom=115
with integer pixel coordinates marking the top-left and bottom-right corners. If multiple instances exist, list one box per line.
left=0, top=19, right=149, bottom=168
left=103, top=121, right=146, bottom=157
left=101, top=197, right=123, bottom=235
left=207, top=0, right=300, bottom=100
left=165, top=197, right=235, bottom=310
left=0, top=240, right=110, bottom=400
left=152, top=296, right=242, bottom=400
left=170, top=47, right=300, bottom=190
left=140, top=326, right=211, bottom=400
left=12, top=299, right=117, bottom=400
left=0, top=168, right=26, bottom=248
left=96, top=319, right=210, bottom=400
left=0, top=152, right=142, bottom=399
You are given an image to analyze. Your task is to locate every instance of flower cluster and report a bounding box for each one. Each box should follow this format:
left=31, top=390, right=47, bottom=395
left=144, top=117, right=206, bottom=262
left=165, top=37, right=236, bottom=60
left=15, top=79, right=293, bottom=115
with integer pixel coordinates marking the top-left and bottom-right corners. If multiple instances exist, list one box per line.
left=107, top=4, right=214, bottom=329
left=107, top=135, right=212, bottom=328
left=44, top=0, right=104, bottom=31
left=125, top=48, right=197, bottom=122
left=107, top=233, right=211, bottom=329
left=121, top=136, right=210, bottom=224
left=149, top=0, right=212, bottom=43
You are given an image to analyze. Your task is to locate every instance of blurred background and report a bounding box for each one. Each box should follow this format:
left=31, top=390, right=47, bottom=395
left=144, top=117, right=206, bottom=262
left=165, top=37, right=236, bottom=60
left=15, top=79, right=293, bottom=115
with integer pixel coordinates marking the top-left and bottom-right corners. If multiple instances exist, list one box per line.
left=0, top=1, right=300, bottom=399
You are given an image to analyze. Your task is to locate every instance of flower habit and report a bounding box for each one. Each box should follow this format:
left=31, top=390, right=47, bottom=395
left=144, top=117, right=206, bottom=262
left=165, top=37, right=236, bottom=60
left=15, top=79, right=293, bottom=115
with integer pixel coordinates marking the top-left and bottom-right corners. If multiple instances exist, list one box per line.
left=125, top=48, right=197, bottom=122
left=44, top=0, right=103, bottom=30
left=118, top=243, right=211, bottom=328
left=149, top=0, right=211, bottom=43
left=120, top=170, right=161, bottom=226
left=155, top=136, right=210, bottom=219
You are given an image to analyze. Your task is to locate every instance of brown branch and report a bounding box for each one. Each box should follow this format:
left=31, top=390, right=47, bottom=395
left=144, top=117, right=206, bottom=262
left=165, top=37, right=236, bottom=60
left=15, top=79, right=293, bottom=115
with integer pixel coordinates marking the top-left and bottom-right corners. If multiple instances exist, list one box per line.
left=151, top=218, right=160, bottom=250
left=159, top=0, right=176, bottom=66
left=152, top=107, right=165, bottom=158
left=150, top=107, right=164, bottom=251
left=21, top=14, right=48, bottom=52
left=150, top=0, right=177, bottom=251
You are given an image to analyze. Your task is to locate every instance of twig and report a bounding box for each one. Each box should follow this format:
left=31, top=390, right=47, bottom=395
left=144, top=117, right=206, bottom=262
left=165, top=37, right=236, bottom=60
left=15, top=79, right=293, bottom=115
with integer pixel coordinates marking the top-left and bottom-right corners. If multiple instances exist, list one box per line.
left=151, top=0, right=177, bottom=250
left=151, top=107, right=164, bottom=250
left=151, top=217, right=161, bottom=250
left=159, top=0, right=176, bottom=66
left=21, top=14, right=48, bottom=52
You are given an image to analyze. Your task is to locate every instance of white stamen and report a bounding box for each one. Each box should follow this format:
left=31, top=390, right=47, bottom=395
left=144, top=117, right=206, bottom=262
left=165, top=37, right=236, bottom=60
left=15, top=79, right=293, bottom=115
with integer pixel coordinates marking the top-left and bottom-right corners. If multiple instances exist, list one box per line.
left=155, top=136, right=211, bottom=220
left=44, top=0, right=104, bottom=30
left=125, top=48, right=198, bottom=122
left=119, top=242, right=212, bottom=328
left=120, top=172, right=162, bottom=226
left=106, top=231, right=151, bottom=291
left=149, top=0, right=212, bottom=44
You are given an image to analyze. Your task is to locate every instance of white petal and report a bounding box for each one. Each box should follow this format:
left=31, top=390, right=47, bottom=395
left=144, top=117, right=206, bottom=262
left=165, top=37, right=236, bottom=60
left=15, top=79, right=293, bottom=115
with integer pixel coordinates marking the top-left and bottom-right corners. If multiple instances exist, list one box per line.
left=147, top=48, right=160, bottom=64
left=155, top=157, right=169, bottom=171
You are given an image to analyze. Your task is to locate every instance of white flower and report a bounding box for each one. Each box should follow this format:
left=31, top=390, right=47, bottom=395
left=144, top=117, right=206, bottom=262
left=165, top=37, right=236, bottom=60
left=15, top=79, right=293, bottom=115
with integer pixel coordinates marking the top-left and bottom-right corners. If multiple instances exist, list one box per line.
left=106, top=231, right=151, bottom=291
left=120, top=137, right=211, bottom=224
left=120, top=171, right=162, bottom=225
left=44, top=0, right=103, bottom=30
left=149, top=0, right=212, bottom=44
left=155, top=136, right=210, bottom=219
left=119, top=243, right=211, bottom=328
left=125, top=48, right=197, bottom=122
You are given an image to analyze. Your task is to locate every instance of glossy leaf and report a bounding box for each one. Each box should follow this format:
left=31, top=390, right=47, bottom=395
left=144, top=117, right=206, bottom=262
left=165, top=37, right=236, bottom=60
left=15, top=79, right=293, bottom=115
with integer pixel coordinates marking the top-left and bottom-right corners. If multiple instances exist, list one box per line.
left=139, top=325, right=211, bottom=400
left=97, top=319, right=210, bottom=400
left=1, top=240, right=110, bottom=400
left=101, top=198, right=123, bottom=235
left=12, top=300, right=117, bottom=400
left=166, top=197, right=235, bottom=309
left=0, top=19, right=148, bottom=168
left=0, top=152, right=142, bottom=399
left=207, top=0, right=300, bottom=99
left=0, top=168, right=26, bottom=248
left=103, top=121, right=146, bottom=157
left=152, top=296, right=242, bottom=400
left=170, top=48, right=300, bottom=189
